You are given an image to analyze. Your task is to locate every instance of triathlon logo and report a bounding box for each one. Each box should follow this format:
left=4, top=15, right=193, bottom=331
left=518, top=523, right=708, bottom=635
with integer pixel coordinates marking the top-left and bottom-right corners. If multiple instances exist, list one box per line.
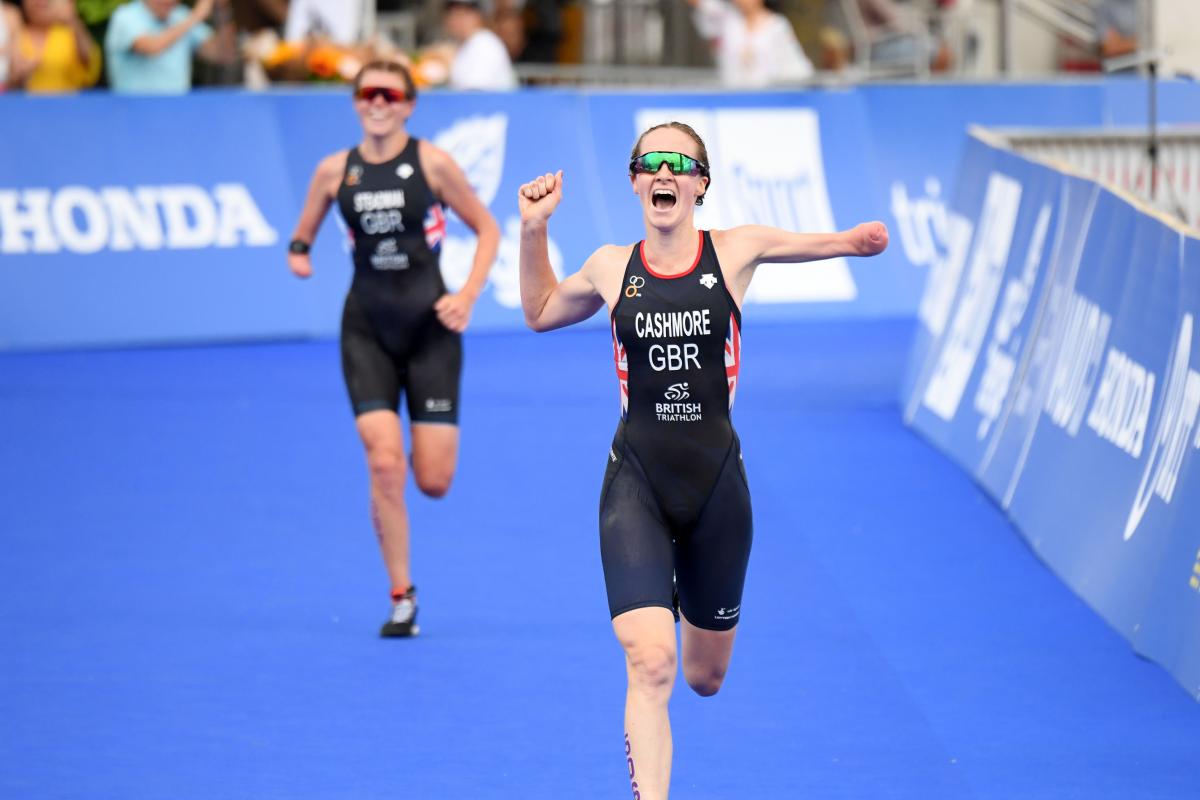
left=894, top=177, right=975, bottom=338
left=699, top=273, right=717, bottom=289
left=396, top=163, right=414, bottom=180
left=918, top=172, right=1023, bottom=422
left=664, top=382, right=690, bottom=400
left=625, top=275, right=645, bottom=299
left=370, top=238, right=409, bottom=270
left=423, top=398, right=453, bottom=413
left=346, top=165, right=363, bottom=186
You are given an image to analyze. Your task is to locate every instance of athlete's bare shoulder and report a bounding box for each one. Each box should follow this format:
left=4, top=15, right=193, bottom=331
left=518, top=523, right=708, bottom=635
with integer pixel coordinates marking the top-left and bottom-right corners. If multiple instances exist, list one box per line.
left=583, top=243, right=636, bottom=309
left=415, top=139, right=465, bottom=197
left=588, top=243, right=634, bottom=266
left=707, top=227, right=756, bottom=269
left=315, top=150, right=350, bottom=195
left=705, top=227, right=760, bottom=306
left=416, top=138, right=448, bottom=162
left=318, top=150, right=350, bottom=174
left=582, top=243, right=634, bottom=279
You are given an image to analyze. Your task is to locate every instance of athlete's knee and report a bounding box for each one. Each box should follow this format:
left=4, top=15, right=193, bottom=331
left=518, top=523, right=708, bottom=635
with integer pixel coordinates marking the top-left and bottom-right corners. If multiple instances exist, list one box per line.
left=366, top=446, right=407, bottom=495
left=684, top=661, right=727, bottom=697
left=625, top=641, right=677, bottom=697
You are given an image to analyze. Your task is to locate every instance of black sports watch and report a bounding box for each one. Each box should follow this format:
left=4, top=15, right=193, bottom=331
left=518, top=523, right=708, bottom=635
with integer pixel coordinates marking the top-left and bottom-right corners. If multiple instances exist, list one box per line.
left=288, top=239, right=311, bottom=255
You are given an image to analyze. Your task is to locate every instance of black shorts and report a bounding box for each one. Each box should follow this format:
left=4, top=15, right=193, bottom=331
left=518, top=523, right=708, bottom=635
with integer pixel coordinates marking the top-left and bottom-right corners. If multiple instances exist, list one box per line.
left=340, top=292, right=462, bottom=424
left=598, top=423, right=753, bottom=631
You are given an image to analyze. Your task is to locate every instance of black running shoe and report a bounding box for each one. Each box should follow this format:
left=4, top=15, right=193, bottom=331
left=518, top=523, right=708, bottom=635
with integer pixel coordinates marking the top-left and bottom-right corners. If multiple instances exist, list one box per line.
left=380, top=586, right=419, bottom=637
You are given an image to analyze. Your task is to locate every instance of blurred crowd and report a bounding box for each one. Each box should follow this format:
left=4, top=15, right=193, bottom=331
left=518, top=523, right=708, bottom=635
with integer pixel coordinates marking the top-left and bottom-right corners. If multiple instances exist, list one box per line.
left=0, top=0, right=1143, bottom=94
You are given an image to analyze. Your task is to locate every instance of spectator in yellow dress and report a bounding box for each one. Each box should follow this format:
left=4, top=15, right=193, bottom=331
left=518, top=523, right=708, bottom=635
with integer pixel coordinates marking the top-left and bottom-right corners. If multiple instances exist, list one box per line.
left=12, top=0, right=102, bottom=92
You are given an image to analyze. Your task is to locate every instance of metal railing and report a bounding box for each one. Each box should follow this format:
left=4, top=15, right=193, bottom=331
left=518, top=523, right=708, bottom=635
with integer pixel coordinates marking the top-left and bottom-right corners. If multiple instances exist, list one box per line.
left=514, top=63, right=719, bottom=87
left=995, top=127, right=1200, bottom=231
left=1000, top=0, right=1099, bottom=73
left=1015, top=0, right=1096, bottom=44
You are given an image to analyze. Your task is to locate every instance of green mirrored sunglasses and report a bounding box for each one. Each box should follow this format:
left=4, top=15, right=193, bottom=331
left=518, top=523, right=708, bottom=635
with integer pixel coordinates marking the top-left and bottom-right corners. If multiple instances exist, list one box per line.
left=629, top=151, right=709, bottom=177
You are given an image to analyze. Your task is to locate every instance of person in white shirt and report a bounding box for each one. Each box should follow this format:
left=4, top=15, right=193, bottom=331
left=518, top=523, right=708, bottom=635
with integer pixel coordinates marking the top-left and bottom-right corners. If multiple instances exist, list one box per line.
left=688, top=0, right=814, bottom=88
left=443, top=0, right=517, bottom=91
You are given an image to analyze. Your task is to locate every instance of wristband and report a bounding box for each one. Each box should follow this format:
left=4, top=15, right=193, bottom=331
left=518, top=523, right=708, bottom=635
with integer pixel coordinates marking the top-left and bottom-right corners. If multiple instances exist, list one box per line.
left=288, top=239, right=311, bottom=255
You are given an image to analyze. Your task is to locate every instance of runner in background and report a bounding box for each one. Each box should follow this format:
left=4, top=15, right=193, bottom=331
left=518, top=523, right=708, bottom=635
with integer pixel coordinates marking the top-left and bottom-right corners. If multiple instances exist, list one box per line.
left=289, top=60, right=500, bottom=637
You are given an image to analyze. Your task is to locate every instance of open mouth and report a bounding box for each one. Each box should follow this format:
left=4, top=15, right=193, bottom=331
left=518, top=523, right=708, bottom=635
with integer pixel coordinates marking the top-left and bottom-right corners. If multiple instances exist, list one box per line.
left=652, top=189, right=677, bottom=210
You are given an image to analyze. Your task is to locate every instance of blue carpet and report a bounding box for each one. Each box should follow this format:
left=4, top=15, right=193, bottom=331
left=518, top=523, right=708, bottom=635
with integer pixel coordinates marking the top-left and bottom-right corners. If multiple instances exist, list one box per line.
left=1, top=319, right=1196, bottom=799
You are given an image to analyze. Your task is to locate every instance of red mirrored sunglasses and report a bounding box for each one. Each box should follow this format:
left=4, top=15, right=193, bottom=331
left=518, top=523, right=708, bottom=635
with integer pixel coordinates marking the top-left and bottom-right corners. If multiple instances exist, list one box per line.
left=354, top=86, right=410, bottom=104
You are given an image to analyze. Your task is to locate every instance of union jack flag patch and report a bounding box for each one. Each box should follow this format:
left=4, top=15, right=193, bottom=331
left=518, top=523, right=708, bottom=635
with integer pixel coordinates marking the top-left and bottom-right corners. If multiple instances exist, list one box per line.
left=612, top=318, right=629, bottom=419
left=725, top=313, right=741, bottom=410
left=424, top=204, right=446, bottom=251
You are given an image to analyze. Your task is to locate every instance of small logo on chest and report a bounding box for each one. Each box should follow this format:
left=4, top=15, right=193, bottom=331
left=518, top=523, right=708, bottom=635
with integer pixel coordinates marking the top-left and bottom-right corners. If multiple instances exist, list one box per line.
left=664, top=382, right=690, bottom=400
left=699, top=273, right=717, bottom=289
left=625, top=275, right=645, bottom=299
left=397, top=163, right=414, bottom=180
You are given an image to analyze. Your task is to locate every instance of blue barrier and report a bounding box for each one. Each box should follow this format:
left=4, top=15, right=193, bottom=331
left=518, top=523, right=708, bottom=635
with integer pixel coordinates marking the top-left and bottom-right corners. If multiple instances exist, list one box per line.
left=903, top=129, right=1200, bottom=699
left=1130, top=233, right=1200, bottom=688
left=974, top=171, right=1100, bottom=505
left=2, top=80, right=1199, bottom=350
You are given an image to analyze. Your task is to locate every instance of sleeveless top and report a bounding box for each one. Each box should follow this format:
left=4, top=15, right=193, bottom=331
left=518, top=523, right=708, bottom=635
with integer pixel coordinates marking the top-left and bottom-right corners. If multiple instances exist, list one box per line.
left=610, top=230, right=743, bottom=510
left=335, top=138, right=448, bottom=314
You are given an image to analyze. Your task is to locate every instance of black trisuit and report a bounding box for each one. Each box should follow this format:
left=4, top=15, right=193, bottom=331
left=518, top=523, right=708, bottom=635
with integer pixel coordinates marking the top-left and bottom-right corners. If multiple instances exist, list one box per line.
left=335, top=139, right=461, bottom=423
left=601, top=231, right=752, bottom=631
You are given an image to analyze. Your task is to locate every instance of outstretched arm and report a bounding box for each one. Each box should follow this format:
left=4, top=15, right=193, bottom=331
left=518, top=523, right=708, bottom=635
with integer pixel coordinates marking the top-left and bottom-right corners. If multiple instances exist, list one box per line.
left=716, top=221, right=889, bottom=298
left=518, top=171, right=605, bottom=332
left=734, top=221, right=889, bottom=264
left=287, top=153, right=343, bottom=279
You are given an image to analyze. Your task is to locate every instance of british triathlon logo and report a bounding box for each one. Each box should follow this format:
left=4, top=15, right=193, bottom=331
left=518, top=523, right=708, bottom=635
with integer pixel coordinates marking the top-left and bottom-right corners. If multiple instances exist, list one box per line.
left=699, top=273, right=717, bottom=289
left=625, top=275, right=645, bottom=299
left=424, top=398, right=453, bottom=413
left=715, top=604, right=740, bottom=621
left=370, top=238, right=410, bottom=270
left=664, top=383, right=690, bottom=400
